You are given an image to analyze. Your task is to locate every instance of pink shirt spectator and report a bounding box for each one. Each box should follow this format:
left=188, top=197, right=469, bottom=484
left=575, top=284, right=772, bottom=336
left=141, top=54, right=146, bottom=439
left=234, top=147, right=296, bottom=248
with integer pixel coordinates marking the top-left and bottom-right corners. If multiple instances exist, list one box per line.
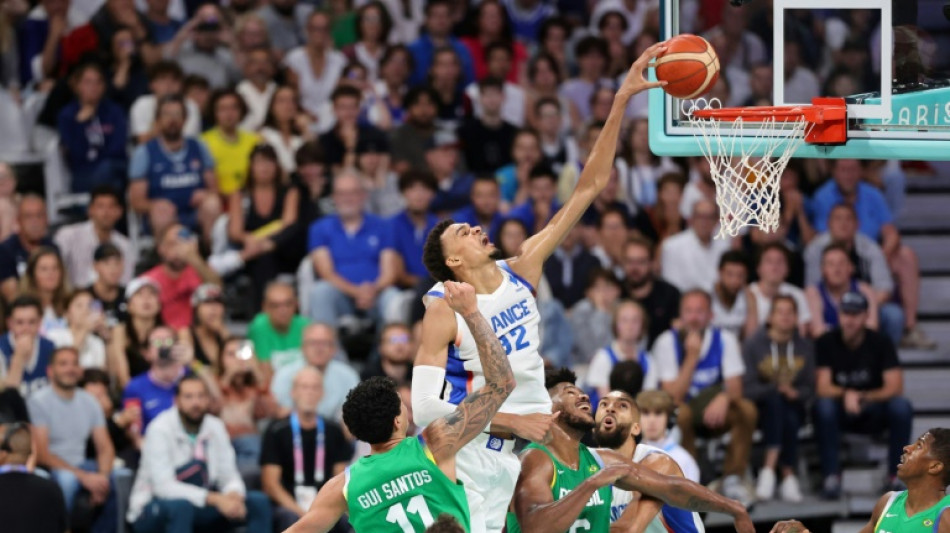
left=144, top=265, right=202, bottom=328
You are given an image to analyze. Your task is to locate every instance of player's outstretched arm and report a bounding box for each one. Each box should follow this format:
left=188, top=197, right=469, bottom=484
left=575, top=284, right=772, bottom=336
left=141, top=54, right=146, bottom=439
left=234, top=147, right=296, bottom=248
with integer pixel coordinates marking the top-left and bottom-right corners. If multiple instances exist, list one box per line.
left=512, top=450, right=631, bottom=533
left=507, top=42, right=668, bottom=287
left=598, top=449, right=755, bottom=533
left=612, top=453, right=682, bottom=533
left=411, top=297, right=460, bottom=427
left=282, top=473, right=347, bottom=533
left=423, top=281, right=516, bottom=469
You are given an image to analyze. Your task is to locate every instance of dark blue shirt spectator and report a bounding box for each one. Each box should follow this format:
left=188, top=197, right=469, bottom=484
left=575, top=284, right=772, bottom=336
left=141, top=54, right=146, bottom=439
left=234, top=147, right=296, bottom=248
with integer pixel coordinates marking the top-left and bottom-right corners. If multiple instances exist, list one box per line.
left=57, top=98, right=129, bottom=194
left=0, top=334, right=55, bottom=398
left=407, top=0, right=476, bottom=87
left=390, top=211, right=438, bottom=280
left=122, top=371, right=178, bottom=433
left=308, top=213, right=395, bottom=285
left=507, top=199, right=560, bottom=235
left=452, top=205, right=504, bottom=242
left=129, top=137, right=215, bottom=229
left=810, top=180, right=892, bottom=242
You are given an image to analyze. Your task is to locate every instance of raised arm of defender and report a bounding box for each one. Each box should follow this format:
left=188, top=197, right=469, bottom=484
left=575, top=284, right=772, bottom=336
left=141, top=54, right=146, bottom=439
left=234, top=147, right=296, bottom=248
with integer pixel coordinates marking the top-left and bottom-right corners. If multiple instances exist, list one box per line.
left=506, top=42, right=668, bottom=288
left=422, top=281, right=517, bottom=475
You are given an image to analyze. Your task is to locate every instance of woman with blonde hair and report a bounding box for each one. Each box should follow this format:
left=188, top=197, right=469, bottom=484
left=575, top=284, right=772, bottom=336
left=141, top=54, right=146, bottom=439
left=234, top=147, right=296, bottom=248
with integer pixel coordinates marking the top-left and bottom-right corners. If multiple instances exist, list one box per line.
left=19, top=246, right=71, bottom=333
left=585, top=299, right=656, bottom=402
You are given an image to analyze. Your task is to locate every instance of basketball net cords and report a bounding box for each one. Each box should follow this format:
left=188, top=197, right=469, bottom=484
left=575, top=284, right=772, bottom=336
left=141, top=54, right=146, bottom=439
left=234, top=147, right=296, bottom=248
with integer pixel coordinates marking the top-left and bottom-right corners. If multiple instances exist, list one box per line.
left=682, top=98, right=816, bottom=239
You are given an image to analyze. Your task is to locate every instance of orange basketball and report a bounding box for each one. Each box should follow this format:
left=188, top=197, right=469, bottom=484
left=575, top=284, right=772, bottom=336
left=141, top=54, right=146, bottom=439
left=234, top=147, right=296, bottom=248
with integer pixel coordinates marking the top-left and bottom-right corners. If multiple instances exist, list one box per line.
left=655, top=34, right=721, bottom=99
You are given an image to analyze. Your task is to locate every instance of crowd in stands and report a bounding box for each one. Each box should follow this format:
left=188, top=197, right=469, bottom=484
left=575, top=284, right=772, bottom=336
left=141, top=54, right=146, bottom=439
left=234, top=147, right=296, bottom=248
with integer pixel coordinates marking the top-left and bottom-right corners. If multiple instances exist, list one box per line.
left=0, top=0, right=938, bottom=531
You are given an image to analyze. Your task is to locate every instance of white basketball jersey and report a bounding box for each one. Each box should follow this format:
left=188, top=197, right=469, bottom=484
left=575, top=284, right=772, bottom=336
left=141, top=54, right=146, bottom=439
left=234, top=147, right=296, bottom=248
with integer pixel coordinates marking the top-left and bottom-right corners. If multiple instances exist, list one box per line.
left=423, top=261, right=552, bottom=417
left=609, top=444, right=705, bottom=533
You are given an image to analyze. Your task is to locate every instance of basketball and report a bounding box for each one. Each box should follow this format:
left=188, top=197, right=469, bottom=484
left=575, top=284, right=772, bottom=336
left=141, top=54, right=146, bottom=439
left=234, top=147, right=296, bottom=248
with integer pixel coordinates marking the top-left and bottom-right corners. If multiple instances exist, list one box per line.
left=655, top=34, right=721, bottom=99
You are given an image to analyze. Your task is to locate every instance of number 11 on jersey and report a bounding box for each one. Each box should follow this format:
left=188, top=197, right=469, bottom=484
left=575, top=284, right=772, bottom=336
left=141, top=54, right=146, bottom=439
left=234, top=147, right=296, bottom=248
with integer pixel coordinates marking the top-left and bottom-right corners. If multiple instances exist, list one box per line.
left=386, top=495, right=435, bottom=532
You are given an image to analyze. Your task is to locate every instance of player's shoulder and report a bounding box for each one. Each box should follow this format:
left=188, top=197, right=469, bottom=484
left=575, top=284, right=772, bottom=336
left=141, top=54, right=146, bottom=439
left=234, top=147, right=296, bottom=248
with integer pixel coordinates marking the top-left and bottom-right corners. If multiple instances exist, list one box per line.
left=422, top=282, right=448, bottom=308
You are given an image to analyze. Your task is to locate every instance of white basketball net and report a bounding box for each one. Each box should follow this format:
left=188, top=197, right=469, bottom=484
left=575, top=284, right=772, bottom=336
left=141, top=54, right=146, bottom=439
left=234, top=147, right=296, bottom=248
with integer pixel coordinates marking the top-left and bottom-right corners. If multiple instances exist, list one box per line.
left=683, top=99, right=815, bottom=239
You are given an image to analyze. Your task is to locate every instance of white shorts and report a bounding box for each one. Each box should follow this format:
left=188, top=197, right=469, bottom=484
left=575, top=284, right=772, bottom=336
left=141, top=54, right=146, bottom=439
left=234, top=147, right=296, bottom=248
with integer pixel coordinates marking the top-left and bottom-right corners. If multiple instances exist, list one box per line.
left=454, top=432, right=520, bottom=533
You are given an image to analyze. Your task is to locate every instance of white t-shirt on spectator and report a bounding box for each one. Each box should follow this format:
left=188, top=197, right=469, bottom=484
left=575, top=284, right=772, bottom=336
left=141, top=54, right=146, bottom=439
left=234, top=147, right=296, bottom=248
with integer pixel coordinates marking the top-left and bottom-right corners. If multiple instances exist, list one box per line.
left=586, top=342, right=659, bottom=393
left=259, top=127, right=304, bottom=174
left=130, top=95, right=203, bottom=139
left=711, top=288, right=747, bottom=338
left=660, top=228, right=731, bottom=292
left=784, top=66, right=821, bottom=105
left=283, top=47, right=346, bottom=120
left=653, top=327, right=745, bottom=385
left=54, top=220, right=136, bottom=287
left=747, top=282, right=812, bottom=328
left=236, top=80, right=277, bottom=131
left=464, top=82, right=526, bottom=128
left=46, top=328, right=107, bottom=370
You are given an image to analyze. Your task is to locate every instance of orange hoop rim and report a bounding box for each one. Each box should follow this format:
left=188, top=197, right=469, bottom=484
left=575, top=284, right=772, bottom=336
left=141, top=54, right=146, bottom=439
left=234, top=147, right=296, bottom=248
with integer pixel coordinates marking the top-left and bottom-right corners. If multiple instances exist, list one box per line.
left=688, top=97, right=848, bottom=125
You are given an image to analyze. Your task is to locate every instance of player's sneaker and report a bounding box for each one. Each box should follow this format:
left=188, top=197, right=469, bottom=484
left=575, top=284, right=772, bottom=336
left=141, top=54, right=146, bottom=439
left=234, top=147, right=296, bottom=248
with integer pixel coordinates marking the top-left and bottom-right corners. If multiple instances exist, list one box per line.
left=901, top=328, right=937, bottom=350
left=723, top=475, right=754, bottom=509
left=779, top=475, right=803, bottom=503
left=755, top=468, right=775, bottom=501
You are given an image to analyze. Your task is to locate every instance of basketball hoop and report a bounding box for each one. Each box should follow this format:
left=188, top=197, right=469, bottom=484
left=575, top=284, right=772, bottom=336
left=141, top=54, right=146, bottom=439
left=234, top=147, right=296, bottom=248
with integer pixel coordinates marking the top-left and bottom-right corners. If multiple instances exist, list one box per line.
left=682, top=97, right=847, bottom=238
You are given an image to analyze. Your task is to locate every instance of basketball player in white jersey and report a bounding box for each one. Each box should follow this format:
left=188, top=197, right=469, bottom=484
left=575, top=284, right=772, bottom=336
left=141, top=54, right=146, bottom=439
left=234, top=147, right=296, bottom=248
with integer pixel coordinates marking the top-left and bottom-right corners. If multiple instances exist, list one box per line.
left=594, top=390, right=706, bottom=533
left=411, top=43, right=670, bottom=533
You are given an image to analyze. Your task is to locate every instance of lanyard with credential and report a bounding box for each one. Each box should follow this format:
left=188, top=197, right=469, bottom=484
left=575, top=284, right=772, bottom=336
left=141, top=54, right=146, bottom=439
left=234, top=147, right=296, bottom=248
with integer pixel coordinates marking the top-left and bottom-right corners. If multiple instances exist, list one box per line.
left=290, top=412, right=325, bottom=486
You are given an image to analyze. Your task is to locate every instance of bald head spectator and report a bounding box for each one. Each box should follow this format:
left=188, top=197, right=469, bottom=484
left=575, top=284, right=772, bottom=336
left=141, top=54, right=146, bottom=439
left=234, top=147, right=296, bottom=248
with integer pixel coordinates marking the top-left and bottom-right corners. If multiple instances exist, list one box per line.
left=0, top=194, right=55, bottom=303
left=660, top=199, right=732, bottom=292
left=260, top=366, right=352, bottom=530
left=143, top=224, right=221, bottom=329
left=54, top=185, right=136, bottom=288
left=305, top=171, right=400, bottom=329
left=0, top=421, right=69, bottom=533
left=270, top=323, right=359, bottom=421
left=248, top=281, right=309, bottom=375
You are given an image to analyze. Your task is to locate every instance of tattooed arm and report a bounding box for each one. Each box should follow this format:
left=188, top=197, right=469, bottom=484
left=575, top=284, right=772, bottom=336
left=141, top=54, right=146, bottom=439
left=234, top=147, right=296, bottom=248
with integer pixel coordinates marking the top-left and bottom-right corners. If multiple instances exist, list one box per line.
left=597, top=449, right=755, bottom=533
left=422, top=281, right=516, bottom=480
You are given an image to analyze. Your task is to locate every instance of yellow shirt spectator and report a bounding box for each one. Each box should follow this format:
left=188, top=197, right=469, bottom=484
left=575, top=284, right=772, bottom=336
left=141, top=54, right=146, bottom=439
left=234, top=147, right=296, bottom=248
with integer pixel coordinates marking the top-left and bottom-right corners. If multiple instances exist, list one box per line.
left=201, top=128, right=260, bottom=194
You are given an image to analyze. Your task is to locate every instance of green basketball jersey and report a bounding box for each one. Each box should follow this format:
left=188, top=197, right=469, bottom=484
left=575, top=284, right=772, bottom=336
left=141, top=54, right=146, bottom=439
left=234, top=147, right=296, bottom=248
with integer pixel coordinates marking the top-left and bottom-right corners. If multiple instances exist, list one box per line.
left=874, top=490, right=950, bottom=533
left=345, top=436, right=471, bottom=532
left=506, top=442, right=612, bottom=533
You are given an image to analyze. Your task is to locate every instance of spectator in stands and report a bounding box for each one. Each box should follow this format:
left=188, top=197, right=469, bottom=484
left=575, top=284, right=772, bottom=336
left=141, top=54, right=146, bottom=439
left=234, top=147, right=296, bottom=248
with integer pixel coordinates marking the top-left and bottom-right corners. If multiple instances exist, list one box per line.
left=187, top=284, right=228, bottom=371
left=105, top=27, right=149, bottom=109
left=128, top=95, right=221, bottom=239
left=525, top=52, right=575, bottom=133
left=780, top=38, right=820, bottom=105
left=342, top=2, right=391, bottom=80
left=468, top=44, right=526, bottom=128
left=306, top=171, right=398, bottom=328
left=271, top=323, right=359, bottom=420
left=127, top=375, right=272, bottom=532
left=544, top=225, right=599, bottom=310
left=428, top=47, right=467, bottom=128
left=661, top=199, right=731, bottom=292
left=806, top=244, right=882, bottom=339
left=806, top=203, right=925, bottom=349
left=407, top=0, right=474, bottom=87
left=249, top=280, right=308, bottom=375
left=88, top=243, right=127, bottom=332
left=495, top=128, right=543, bottom=209
left=619, top=119, right=678, bottom=209
left=108, top=278, right=163, bottom=388
left=655, top=289, right=756, bottom=507
left=175, top=5, right=240, bottom=89
left=535, top=97, right=578, bottom=177
left=57, top=62, right=129, bottom=195
left=622, top=237, right=681, bottom=347
left=451, top=175, right=504, bottom=242
left=47, top=290, right=107, bottom=369
left=29, top=346, right=118, bottom=532
left=284, top=12, right=346, bottom=120
left=742, top=295, right=815, bottom=503
left=320, top=85, right=389, bottom=170
left=583, top=168, right=657, bottom=243
left=0, top=195, right=54, bottom=303
left=19, top=246, right=70, bottom=333
left=745, top=243, right=812, bottom=338
left=261, top=366, right=352, bottom=530
left=144, top=224, right=221, bottom=329
left=569, top=268, right=622, bottom=366
left=495, top=218, right=528, bottom=259
left=255, top=0, right=309, bottom=56
left=122, top=326, right=188, bottom=432
left=711, top=251, right=749, bottom=338
left=370, top=45, right=413, bottom=131
left=459, top=0, right=525, bottom=82
left=508, top=164, right=560, bottom=236
left=813, top=290, right=913, bottom=498
left=557, top=121, right=600, bottom=202
left=361, top=323, right=414, bottom=381
left=0, top=421, right=69, bottom=533
left=596, top=11, right=631, bottom=77
left=260, top=85, right=313, bottom=173
left=216, top=337, right=279, bottom=471
left=636, top=390, right=701, bottom=482
left=459, top=78, right=517, bottom=174
left=587, top=300, right=656, bottom=401
left=202, top=89, right=260, bottom=196
left=425, top=130, right=474, bottom=215
left=560, top=37, right=611, bottom=122
left=142, top=0, right=182, bottom=45
left=389, top=171, right=438, bottom=318
left=183, top=75, right=212, bottom=129
left=680, top=158, right=716, bottom=220
left=811, top=159, right=931, bottom=348
left=55, top=185, right=135, bottom=288
left=130, top=61, right=203, bottom=144
left=81, top=369, right=142, bottom=468
left=646, top=173, right=688, bottom=244
left=589, top=206, right=629, bottom=279
left=389, top=86, right=438, bottom=175
left=227, top=145, right=299, bottom=307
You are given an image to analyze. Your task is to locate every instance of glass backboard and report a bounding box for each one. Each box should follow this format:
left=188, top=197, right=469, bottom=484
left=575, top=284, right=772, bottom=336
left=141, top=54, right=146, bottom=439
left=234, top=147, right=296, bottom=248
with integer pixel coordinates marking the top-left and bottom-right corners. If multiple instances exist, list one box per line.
left=649, top=0, right=950, bottom=160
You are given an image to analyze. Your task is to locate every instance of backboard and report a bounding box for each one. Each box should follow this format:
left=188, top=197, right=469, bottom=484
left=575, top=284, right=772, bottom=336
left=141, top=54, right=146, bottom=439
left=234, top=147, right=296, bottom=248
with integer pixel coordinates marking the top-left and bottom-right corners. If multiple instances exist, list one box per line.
left=649, top=0, right=950, bottom=160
